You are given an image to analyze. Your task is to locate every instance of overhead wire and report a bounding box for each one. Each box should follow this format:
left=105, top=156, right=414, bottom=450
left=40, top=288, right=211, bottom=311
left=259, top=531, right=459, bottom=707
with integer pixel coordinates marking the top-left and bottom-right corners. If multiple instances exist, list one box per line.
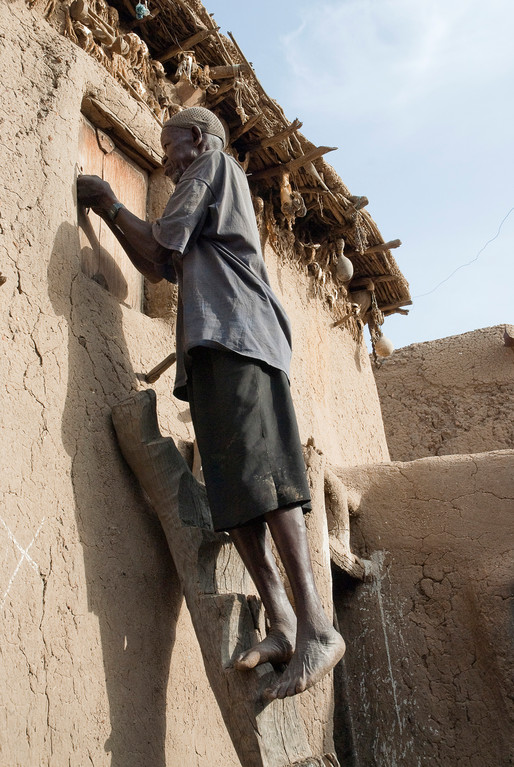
left=414, top=206, right=514, bottom=299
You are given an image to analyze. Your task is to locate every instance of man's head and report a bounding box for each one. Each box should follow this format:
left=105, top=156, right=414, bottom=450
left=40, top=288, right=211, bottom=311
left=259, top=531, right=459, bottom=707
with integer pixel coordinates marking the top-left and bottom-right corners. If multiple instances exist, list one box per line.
left=161, top=107, right=226, bottom=182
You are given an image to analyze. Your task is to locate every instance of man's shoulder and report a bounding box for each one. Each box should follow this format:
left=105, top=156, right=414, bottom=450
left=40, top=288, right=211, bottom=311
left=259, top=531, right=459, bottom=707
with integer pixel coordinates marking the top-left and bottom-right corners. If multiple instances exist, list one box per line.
left=185, top=149, right=244, bottom=183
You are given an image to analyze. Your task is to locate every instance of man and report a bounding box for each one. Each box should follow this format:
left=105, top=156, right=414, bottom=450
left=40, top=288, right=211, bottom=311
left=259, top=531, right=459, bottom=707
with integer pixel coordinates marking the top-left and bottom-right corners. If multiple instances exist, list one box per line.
left=77, top=107, right=345, bottom=700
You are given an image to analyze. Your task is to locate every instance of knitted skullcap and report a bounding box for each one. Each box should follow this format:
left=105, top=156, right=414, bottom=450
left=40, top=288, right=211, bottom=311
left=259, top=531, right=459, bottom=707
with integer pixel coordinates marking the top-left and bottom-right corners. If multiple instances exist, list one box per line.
left=164, top=107, right=226, bottom=147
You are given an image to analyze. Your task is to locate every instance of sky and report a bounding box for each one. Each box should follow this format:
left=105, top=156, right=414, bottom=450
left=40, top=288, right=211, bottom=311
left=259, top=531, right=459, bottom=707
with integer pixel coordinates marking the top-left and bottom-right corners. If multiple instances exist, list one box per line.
left=206, top=0, right=513, bottom=350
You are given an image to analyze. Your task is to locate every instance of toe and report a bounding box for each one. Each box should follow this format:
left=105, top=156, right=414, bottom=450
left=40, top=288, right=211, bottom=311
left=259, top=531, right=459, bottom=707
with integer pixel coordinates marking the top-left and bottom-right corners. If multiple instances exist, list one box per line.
left=234, top=652, right=258, bottom=670
left=278, top=681, right=292, bottom=699
left=285, top=679, right=299, bottom=697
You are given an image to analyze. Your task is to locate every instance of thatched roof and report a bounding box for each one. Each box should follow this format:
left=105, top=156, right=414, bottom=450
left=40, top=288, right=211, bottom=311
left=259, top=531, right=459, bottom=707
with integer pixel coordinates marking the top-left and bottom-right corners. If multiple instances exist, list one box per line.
left=58, top=0, right=412, bottom=320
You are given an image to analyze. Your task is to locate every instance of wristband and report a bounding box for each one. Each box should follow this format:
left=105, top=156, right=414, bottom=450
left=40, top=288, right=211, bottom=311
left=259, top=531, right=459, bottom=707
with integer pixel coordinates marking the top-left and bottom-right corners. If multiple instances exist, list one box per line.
left=107, top=202, right=125, bottom=222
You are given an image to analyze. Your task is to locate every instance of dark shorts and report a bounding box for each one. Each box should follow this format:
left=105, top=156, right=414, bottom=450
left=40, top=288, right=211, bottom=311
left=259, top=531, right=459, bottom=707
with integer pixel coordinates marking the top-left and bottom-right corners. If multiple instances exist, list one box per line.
left=186, top=346, right=311, bottom=531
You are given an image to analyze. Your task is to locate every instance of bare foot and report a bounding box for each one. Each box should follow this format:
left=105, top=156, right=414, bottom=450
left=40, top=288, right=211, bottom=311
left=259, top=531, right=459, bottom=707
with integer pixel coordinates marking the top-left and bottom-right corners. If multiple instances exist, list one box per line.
left=233, top=625, right=295, bottom=670
left=263, top=625, right=345, bottom=699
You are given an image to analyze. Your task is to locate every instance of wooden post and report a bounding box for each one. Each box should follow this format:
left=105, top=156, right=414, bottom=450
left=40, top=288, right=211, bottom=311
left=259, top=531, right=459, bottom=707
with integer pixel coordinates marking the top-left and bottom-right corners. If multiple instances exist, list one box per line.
left=111, top=390, right=340, bottom=767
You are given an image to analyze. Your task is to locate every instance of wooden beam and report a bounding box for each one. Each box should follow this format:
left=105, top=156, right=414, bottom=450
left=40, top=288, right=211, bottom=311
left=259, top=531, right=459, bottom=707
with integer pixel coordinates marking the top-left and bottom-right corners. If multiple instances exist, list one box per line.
left=383, top=307, right=410, bottom=316
left=337, top=197, right=370, bottom=222
left=350, top=279, right=374, bottom=292
left=249, top=146, right=337, bottom=182
left=288, top=145, right=337, bottom=172
left=297, top=187, right=330, bottom=195
left=165, top=0, right=192, bottom=13
left=119, top=0, right=136, bottom=17
left=126, top=8, right=161, bottom=30
left=230, top=112, right=262, bottom=142
left=379, top=299, right=413, bottom=312
left=227, top=31, right=257, bottom=79
left=261, top=118, right=302, bottom=148
left=242, top=118, right=303, bottom=151
left=362, top=239, right=402, bottom=255
left=158, top=27, right=219, bottom=63
left=305, top=161, right=330, bottom=191
left=81, top=96, right=162, bottom=167
left=348, top=195, right=369, bottom=211
left=350, top=274, right=399, bottom=289
left=208, top=63, right=250, bottom=80
left=329, top=536, right=367, bottom=581
left=207, top=79, right=236, bottom=108
left=324, top=467, right=370, bottom=581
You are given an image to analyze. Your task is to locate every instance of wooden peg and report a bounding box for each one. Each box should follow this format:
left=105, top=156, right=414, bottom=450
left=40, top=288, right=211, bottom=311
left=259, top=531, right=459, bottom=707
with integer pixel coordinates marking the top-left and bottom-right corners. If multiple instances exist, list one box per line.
left=242, top=118, right=303, bottom=151
left=362, top=239, right=402, bottom=255
left=348, top=195, right=369, bottom=211
left=230, top=113, right=262, bottom=142
left=249, top=146, right=337, bottom=182
left=379, top=299, right=413, bottom=312
left=145, top=352, right=176, bottom=383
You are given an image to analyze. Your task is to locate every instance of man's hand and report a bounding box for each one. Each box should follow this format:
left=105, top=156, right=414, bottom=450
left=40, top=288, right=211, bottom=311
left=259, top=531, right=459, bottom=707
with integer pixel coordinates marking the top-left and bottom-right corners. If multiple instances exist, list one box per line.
left=77, top=175, right=117, bottom=213
left=76, top=174, right=174, bottom=282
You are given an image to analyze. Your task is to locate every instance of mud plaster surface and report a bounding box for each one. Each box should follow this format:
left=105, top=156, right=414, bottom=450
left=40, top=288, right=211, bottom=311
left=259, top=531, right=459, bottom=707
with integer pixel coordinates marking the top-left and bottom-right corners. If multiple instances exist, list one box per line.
left=374, top=325, right=514, bottom=461
left=0, top=3, right=388, bottom=765
left=333, top=450, right=514, bottom=767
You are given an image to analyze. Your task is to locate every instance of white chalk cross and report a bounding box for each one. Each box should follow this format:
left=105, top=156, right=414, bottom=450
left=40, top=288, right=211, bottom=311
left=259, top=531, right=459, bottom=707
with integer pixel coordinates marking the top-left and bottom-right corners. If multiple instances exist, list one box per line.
left=0, top=516, right=45, bottom=610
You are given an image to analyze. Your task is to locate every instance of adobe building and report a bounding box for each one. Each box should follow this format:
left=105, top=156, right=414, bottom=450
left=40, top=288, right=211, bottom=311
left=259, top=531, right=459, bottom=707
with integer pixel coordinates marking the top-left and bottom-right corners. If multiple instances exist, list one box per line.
left=373, top=324, right=514, bottom=461
left=0, top=0, right=511, bottom=765
left=336, top=325, right=513, bottom=765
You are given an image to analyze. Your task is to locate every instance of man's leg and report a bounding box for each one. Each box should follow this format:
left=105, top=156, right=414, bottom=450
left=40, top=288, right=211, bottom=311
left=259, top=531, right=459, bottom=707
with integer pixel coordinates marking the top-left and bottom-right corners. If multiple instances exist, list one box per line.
left=263, top=505, right=345, bottom=699
left=230, top=520, right=297, bottom=669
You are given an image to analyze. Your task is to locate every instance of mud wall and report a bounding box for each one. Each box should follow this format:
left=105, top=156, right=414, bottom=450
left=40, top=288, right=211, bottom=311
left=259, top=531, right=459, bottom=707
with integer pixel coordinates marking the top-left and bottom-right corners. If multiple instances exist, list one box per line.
left=0, top=3, right=388, bottom=765
left=332, top=450, right=513, bottom=767
left=374, top=325, right=514, bottom=461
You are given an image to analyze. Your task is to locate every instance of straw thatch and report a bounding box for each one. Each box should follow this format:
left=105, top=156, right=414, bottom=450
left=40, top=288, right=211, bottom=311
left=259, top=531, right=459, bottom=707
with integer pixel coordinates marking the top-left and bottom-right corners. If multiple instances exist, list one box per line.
left=47, top=0, right=411, bottom=321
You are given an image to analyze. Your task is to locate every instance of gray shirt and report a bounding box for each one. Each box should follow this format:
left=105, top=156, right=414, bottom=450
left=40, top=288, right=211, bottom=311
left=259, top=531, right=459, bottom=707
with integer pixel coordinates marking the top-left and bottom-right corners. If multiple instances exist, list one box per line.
left=152, top=149, right=292, bottom=401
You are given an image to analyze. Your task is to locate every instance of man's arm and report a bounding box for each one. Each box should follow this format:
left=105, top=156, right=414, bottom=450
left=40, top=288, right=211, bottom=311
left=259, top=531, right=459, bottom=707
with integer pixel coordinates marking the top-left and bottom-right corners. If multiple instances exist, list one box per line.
left=100, top=213, right=176, bottom=284
left=77, top=175, right=176, bottom=284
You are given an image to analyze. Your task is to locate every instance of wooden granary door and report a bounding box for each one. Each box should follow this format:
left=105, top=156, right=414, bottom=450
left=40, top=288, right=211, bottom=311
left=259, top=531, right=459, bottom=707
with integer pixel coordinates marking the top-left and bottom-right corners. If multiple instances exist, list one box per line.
left=78, top=115, right=148, bottom=311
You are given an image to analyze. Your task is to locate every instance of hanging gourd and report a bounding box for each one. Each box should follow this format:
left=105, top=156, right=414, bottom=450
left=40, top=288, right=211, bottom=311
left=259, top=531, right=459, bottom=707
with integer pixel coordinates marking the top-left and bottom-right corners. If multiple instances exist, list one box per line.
left=368, top=291, right=394, bottom=361
left=374, top=334, right=394, bottom=358
left=334, top=240, right=354, bottom=283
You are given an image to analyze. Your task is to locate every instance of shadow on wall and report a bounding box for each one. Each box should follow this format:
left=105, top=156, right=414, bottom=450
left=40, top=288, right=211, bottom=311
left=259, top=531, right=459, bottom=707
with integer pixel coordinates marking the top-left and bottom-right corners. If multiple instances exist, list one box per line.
left=48, top=220, right=182, bottom=767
